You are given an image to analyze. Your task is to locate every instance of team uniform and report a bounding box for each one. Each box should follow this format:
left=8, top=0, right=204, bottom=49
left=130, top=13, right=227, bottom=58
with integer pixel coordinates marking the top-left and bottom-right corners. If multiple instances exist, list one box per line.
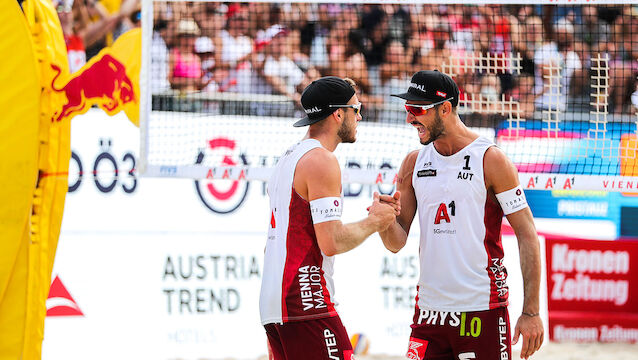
left=408, top=136, right=511, bottom=360
left=260, top=139, right=353, bottom=360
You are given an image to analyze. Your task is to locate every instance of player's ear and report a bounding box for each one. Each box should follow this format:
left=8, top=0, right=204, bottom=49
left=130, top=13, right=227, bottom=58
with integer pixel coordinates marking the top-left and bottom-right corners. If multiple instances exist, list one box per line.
left=441, top=101, right=451, bottom=115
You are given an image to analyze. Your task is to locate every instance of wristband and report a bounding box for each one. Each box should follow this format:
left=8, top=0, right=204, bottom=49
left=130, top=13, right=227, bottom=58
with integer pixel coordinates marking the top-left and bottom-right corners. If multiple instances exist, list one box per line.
left=521, top=312, right=539, bottom=317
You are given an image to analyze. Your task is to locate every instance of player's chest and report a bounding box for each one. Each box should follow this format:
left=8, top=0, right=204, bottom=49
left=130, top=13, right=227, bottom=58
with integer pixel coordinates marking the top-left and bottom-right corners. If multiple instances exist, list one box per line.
left=413, top=153, right=484, bottom=200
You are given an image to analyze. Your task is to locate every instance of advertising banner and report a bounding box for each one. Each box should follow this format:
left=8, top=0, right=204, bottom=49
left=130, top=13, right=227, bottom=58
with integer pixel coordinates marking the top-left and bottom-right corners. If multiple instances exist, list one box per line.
left=546, top=237, right=638, bottom=342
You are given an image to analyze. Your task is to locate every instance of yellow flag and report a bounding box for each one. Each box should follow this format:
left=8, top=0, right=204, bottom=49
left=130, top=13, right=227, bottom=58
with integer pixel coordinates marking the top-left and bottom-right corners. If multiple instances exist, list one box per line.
left=0, top=0, right=41, bottom=358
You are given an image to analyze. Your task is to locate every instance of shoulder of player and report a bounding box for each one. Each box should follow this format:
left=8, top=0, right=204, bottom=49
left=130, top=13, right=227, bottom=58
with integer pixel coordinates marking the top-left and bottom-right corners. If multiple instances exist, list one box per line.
left=484, top=146, right=519, bottom=190
left=296, top=147, right=340, bottom=179
left=400, top=150, right=419, bottom=173
left=397, top=150, right=419, bottom=187
left=484, top=146, right=512, bottom=170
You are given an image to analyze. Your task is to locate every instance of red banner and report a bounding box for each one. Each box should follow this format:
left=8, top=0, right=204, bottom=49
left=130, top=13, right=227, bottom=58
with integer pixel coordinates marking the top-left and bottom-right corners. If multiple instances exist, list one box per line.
left=546, top=237, right=638, bottom=342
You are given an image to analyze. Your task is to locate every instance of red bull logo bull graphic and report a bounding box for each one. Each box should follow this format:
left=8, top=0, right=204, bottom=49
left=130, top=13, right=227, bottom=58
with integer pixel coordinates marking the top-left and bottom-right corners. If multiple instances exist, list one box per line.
left=50, top=54, right=136, bottom=122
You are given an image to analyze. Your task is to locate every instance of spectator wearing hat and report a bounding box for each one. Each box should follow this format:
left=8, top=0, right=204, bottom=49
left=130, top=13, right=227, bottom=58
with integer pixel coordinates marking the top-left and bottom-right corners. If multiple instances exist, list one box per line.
left=255, top=25, right=311, bottom=105
left=260, top=76, right=397, bottom=360
left=195, top=36, right=222, bottom=93
left=379, top=70, right=543, bottom=360
left=168, top=18, right=204, bottom=92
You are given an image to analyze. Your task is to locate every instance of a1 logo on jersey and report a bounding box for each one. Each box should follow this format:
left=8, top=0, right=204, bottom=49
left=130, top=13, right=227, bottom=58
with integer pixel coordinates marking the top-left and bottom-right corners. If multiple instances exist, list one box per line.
left=406, top=337, right=428, bottom=360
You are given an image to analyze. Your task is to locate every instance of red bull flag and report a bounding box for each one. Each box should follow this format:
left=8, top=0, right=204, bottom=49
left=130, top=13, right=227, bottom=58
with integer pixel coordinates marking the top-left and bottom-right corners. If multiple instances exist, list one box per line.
left=1, top=0, right=140, bottom=359
left=51, top=28, right=141, bottom=126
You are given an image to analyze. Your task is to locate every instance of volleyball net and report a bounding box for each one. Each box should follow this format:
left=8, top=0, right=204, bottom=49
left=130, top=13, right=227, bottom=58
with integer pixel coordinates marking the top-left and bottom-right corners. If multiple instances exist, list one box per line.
left=139, top=0, right=638, bottom=191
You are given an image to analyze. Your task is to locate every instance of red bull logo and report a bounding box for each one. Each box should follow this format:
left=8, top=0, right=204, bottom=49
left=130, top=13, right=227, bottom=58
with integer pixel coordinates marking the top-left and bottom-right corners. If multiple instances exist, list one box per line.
left=50, top=54, right=136, bottom=122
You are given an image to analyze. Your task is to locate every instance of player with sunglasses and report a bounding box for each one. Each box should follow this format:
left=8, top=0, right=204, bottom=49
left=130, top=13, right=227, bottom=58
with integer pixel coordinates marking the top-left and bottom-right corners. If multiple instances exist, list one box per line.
left=260, top=76, right=398, bottom=360
left=378, top=70, right=544, bottom=360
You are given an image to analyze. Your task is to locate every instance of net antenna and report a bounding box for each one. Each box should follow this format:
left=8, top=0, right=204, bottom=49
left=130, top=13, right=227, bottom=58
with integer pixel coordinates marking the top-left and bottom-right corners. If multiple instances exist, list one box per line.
left=139, top=0, right=638, bottom=192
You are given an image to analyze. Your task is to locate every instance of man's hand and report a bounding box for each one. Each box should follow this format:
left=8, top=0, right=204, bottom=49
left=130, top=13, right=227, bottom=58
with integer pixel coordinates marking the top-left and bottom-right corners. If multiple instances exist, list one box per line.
left=367, top=192, right=397, bottom=232
left=379, top=191, right=401, bottom=216
left=512, top=313, right=544, bottom=359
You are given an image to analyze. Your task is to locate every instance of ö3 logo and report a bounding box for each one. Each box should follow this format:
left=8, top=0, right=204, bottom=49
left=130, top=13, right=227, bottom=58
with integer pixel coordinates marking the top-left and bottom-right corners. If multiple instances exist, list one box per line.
left=194, top=137, right=250, bottom=214
left=69, top=139, right=137, bottom=194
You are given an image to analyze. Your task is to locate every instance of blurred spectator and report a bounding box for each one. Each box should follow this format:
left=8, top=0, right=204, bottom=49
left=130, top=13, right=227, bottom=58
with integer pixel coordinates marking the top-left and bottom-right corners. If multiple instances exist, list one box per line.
left=533, top=19, right=581, bottom=112
left=575, top=5, right=610, bottom=52
left=168, top=18, right=204, bottom=92
left=286, top=29, right=320, bottom=81
left=195, top=36, right=219, bottom=92
left=361, top=5, right=389, bottom=67
left=418, top=22, right=452, bottom=72
left=374, top=40, right=412, bottom=122
left=609, top=6, right=638, bottom=114
left=151, top=17, right=170, bottom=92
left=308, top=3, right=339, bottom=73
left=55, top=0, right=85, bottom=73
left=80, top=0, right=139, bottom=59
left=255, top=25, right=308, bottom=104
left=631, top=77, right=638, bottom=110
left=55, top=0, right=138, bottom=73
left=325, top=7, right=372, bottom=97
left=218, top=5, right=255, bottom=93
left=193, top=2, right=227, bottom=39
left=377, top=41, right=411, bottom=96
left=510, top=74, right=536, bottom=119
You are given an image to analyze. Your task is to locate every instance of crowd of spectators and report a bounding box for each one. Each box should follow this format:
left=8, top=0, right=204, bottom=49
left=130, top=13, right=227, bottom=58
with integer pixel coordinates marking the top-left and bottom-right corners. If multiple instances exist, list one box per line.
left=53, top=0, right=141, bottom=73
left=53, top=1, right=638, bottom=120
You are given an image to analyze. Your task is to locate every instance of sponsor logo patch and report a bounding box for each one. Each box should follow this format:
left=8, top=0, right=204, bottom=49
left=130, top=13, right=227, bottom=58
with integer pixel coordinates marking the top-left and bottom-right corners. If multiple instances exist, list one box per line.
left=406, top=337, right=428, bottom=360
left=417, top=169, right=437, bottom=177
left=436, top=91, right=447, bottom=97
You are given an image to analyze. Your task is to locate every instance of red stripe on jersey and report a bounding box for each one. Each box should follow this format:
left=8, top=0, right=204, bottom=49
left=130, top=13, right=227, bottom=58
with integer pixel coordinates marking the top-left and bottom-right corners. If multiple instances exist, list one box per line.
left=483, top=194, right=508, bottom=309
left=280, top=188, right=336, bottom=322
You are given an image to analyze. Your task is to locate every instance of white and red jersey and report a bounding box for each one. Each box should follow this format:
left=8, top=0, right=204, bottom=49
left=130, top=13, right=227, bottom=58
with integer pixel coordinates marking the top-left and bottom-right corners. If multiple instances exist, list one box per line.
left=412, top=136, right=508, bottom=312
left=260, top=139, right=340, bottom=325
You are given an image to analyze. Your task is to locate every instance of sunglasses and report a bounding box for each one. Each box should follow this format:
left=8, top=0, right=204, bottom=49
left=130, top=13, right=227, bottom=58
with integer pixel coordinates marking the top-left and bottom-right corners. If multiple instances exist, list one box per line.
left=405, top=98, right=454, bottom=116
left=328, top=103, right=362, bottom=116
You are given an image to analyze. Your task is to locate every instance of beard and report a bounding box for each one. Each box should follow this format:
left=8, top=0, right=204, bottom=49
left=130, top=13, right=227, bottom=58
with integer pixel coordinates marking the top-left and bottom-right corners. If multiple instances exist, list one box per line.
left=421, top=112, right=445, bottom=145
left=337, top=117, right=356, bottom=143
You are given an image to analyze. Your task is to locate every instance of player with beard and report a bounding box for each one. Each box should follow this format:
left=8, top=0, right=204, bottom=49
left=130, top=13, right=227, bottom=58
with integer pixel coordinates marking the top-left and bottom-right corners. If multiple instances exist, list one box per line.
left=378, top=71, right=544, bottom=360
left=260, top=76, right=398, bottom=360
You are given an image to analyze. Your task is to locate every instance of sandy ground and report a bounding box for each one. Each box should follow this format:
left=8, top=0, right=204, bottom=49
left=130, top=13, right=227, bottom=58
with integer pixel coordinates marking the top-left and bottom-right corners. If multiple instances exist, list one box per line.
left=357, top=342, right=638, bottom=360
left=248, top=342, right=638, bottom=360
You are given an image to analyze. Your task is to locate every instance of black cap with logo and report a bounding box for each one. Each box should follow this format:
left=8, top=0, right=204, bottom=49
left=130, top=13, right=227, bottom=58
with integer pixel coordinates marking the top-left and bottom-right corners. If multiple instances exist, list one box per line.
left=391, top=70, right=459, bottom=107
left=294, top=76, right=356, bottom=127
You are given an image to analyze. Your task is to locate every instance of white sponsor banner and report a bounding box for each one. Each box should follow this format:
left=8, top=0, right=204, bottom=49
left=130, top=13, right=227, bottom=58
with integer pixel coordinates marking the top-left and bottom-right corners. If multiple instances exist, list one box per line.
left=46, top=109, right=545, bottom=359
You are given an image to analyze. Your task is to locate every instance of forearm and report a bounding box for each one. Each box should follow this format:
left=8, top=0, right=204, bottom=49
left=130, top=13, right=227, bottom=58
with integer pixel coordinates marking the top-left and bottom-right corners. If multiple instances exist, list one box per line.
left=378, top=221, right=407, bottom=253
left=333, top=218, right=379, bottom=255
left=518, top=231, right=542, bottom=313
